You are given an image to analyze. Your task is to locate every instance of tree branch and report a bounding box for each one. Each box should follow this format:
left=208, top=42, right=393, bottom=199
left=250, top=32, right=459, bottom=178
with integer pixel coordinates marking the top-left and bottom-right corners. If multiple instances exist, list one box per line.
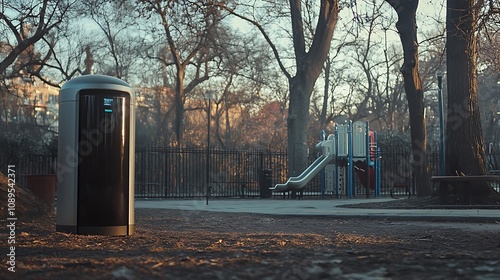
left=209, top=2, right=292, bottom=81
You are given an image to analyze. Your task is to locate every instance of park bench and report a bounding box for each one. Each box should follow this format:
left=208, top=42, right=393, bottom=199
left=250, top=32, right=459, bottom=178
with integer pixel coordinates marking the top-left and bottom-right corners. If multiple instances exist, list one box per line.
left=430, top=175, right=500, bottom=203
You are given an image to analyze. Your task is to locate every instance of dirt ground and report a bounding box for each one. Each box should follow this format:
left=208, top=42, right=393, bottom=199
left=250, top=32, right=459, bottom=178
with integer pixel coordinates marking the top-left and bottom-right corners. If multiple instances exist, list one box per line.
left=1, top=171, right=500, bottom=279
left=1, top=203, right=499, bottom=280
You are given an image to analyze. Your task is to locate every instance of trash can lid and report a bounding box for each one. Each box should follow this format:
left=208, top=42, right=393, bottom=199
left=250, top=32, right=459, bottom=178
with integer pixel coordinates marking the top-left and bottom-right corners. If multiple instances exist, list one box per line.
left=60, top=75, right=134, bottom=102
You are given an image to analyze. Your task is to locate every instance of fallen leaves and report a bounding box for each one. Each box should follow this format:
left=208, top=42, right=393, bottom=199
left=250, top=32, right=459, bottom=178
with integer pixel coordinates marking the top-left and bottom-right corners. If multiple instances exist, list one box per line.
left=5, top=208, right=500, bottom=279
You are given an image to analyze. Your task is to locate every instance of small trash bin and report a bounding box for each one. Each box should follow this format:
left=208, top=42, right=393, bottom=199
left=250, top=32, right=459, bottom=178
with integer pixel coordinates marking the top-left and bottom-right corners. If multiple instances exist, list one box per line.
left=259, top=169, right=273, bottom=198
left=24, top=174, right=56, bottom=205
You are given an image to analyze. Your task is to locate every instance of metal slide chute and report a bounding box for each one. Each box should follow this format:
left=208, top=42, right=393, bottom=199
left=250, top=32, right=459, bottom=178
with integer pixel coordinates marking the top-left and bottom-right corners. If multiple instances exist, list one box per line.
left=270, top=154, right=334, bottom=191
left=271, top=137, right=335, bottom=192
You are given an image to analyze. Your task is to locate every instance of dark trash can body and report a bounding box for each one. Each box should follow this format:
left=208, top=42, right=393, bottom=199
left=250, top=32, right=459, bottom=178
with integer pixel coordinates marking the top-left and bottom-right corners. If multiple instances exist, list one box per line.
left=260, top=169, right=273, bottom=198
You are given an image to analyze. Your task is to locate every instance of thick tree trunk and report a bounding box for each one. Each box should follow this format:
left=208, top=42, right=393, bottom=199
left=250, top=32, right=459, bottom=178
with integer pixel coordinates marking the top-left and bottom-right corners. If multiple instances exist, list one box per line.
left=386, top=0, right=431, bottom=197
left=287, top=76, right=314, bottom=177
left=444, top=0, right=499, bottom=204
left=285, top=0, right=338, bottom=198
left=287, top=75, right=315, bottom=199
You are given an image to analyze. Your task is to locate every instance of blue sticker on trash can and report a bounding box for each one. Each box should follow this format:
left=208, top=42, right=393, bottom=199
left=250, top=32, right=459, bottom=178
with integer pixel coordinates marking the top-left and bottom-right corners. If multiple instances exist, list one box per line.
left=104, top=98, right=113, bottom=113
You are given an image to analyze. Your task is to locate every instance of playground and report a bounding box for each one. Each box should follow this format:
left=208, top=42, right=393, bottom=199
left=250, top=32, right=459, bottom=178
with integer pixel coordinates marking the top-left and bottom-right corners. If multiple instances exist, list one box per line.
left=271, top=121, right=404, bottom=199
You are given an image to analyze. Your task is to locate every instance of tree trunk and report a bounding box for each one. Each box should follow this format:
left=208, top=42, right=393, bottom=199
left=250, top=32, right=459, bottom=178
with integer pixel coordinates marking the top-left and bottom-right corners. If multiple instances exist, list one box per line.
left=174, top=70, right=185, bottom=147
left=286, top=0, right=338, bottom=198
left=444, top=0, right=499, bottom=204
left=386, top=0, right=431, bottom=197
left=320, top=57, right=331, bottom=126
left=287, top=75, right=314, bottom=177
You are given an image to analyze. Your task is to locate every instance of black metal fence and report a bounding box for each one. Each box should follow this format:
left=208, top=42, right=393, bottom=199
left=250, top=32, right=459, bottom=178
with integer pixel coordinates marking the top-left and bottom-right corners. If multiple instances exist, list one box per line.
left=2, top=146, right=499, bottom=198
left=377, top=147, right=440, bottom=197
left=134, top=147, right=288, bottom=198
left=0, top=155, right=57, bottom=189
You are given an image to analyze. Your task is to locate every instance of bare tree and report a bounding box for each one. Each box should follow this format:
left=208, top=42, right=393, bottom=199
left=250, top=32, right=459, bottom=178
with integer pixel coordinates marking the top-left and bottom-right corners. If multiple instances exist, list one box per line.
left=214, top=1, right=339, bottom=186
left=0, top=0, right=78, bottom=141
left=138, top=0, right=224, bottom=147
left=0, top=0, right=73, bottom=80
left=443, top=0, right=500, bottom=204
left=384, top=0, right=431, bottom=196
left=477, top=1, right=500, bottom=73
left=312, top=52, right=345, bottom=128
left=81, top=0, right=141, bottom=79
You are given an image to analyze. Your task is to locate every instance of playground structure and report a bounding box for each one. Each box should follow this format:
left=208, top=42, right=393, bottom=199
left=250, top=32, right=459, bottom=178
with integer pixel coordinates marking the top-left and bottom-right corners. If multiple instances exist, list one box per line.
left=270, top=121, right=381, bottom=198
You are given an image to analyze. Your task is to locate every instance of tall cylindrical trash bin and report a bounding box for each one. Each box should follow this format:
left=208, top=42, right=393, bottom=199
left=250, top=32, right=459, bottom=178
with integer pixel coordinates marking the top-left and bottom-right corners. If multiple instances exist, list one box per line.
left=56, top=75, right=135, bottom=236
left=259, top=169, right=273, bottom=198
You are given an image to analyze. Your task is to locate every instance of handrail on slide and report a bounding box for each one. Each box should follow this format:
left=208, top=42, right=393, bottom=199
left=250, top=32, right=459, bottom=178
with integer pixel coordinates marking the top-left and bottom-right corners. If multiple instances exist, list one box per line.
left=270, top=154, right=333, bottom=192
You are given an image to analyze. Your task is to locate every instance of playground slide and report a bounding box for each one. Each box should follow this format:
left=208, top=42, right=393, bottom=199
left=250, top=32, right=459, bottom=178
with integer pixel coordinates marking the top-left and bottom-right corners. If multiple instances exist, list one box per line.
left=270, top=154, right=333, bottom=192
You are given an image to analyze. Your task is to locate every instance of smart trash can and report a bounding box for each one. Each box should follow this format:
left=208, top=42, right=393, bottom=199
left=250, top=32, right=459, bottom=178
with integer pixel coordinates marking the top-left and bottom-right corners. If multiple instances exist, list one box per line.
left=56, top=75, right=135, bottom=236
left=259, top=169, right=273, bottom=198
